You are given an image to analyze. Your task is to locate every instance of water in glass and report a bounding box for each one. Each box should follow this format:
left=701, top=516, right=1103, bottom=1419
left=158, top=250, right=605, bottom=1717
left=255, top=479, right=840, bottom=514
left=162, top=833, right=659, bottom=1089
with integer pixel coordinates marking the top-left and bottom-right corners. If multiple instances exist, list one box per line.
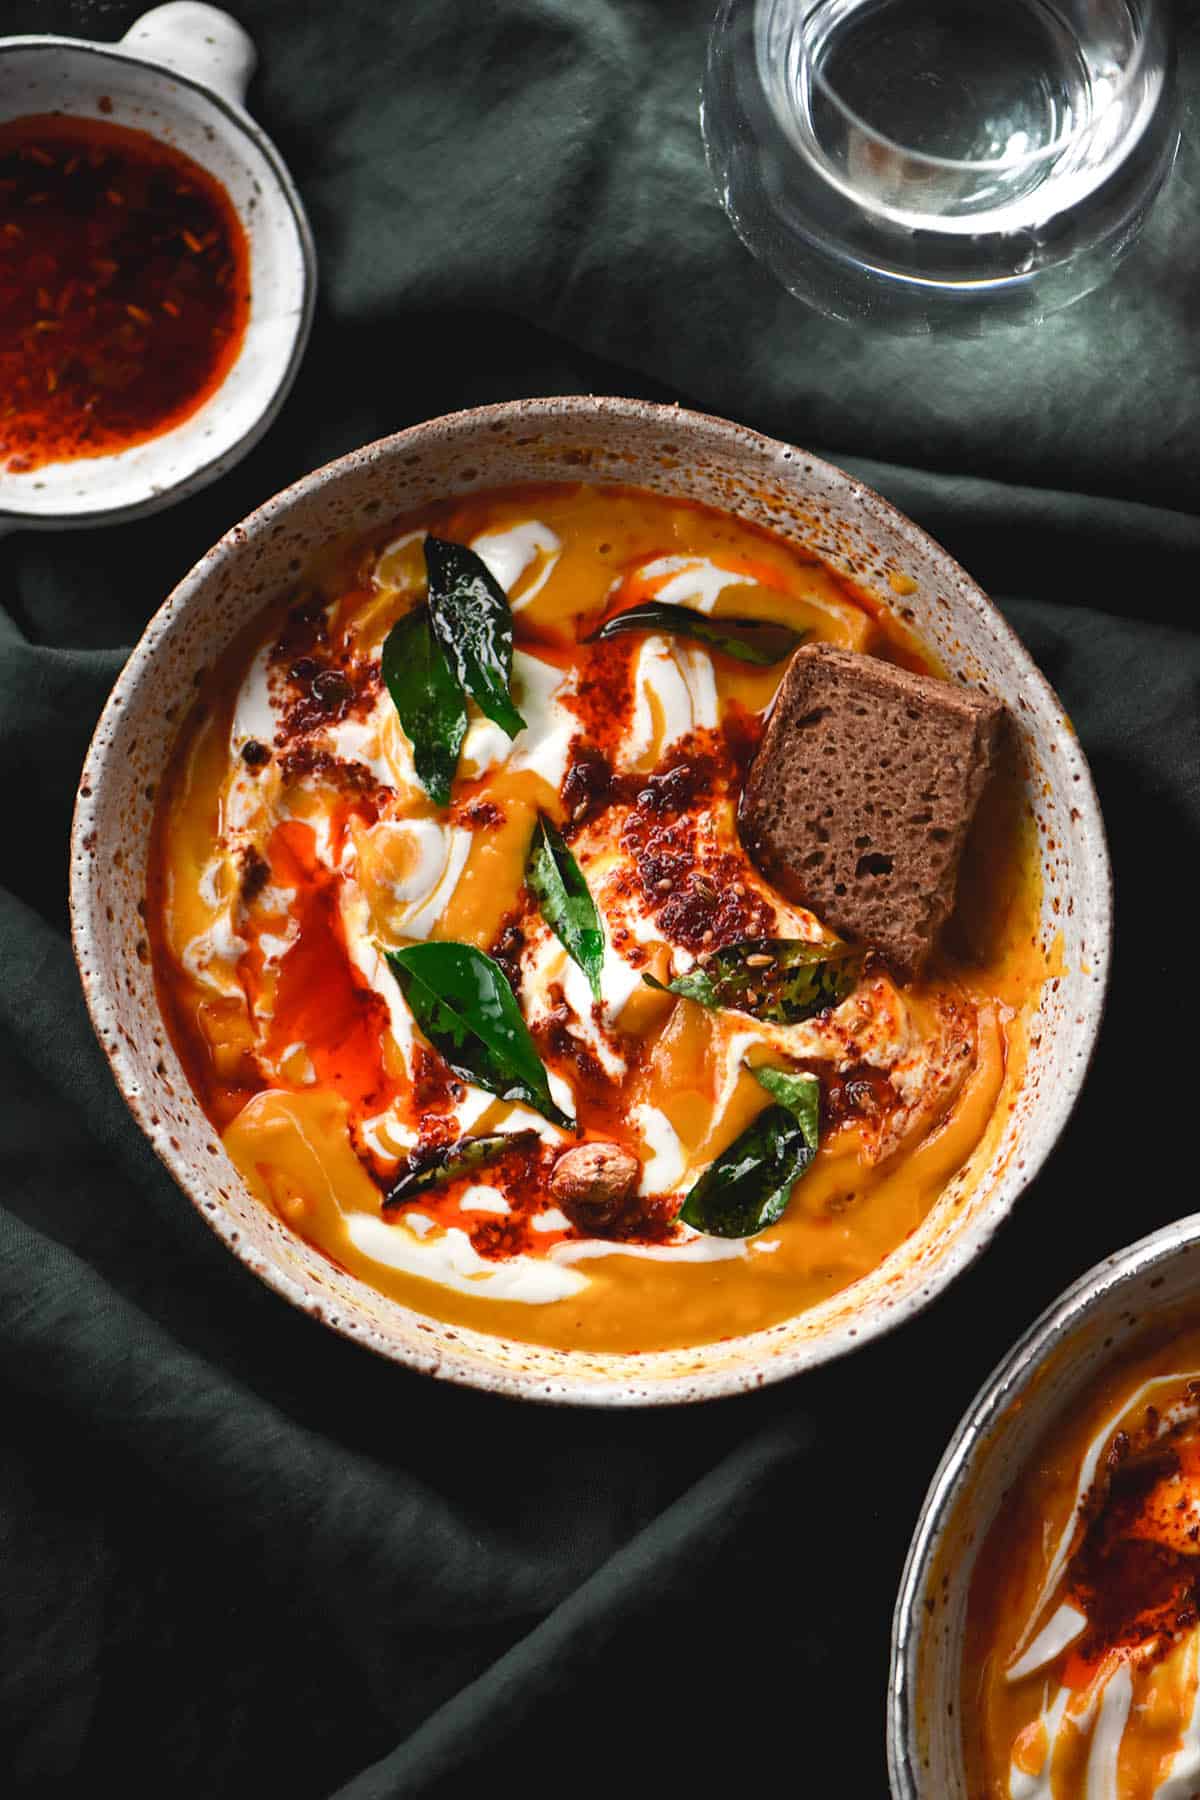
left=702, top=0, right=1179, bottom=328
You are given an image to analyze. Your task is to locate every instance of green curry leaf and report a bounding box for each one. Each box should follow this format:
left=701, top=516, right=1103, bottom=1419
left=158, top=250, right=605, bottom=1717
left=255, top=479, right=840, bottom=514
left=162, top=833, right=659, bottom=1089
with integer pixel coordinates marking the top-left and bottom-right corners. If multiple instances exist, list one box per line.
left=380, top=605, right=468, bottom=809
left=644, top=939, right=858, bottom=1024
left=382, top=1131, right=540, bottom=1210
left=678, top=1065, right=820, bottom=1239
left=586, top=601, right=805, bottom=666
left=526, top=814, right=605, bottom=1000
left=425, top=535, right=526, bottom=739
left=385, top=941, right=573, bottom=1130
left=751, top=1065, right=820, bottom=1146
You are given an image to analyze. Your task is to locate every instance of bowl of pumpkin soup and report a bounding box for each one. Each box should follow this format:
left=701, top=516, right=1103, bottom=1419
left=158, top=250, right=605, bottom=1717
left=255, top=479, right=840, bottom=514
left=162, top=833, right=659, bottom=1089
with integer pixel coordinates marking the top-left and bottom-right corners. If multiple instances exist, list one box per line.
left=69, top=397, right=1110, bottom=1402
left=890, top=1221, right=1200, bottom=1799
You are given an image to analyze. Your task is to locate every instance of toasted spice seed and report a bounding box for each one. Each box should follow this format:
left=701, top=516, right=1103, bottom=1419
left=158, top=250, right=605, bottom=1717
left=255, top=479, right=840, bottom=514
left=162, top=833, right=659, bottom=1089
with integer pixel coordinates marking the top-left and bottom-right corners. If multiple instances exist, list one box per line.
left=310, top=668, right=353, bottom=710
left=692, top=875, right=717, bottom=900
left=125, top=303, right=152, bottom=324
left=702, top=929, right=715, bottom=944
left=161, top=299, right=180, bottom=317
left=239, top=845, right=272, bottom=903
left=655, top=878, right=673, bottom=893
left=745, top=954, right=775, bottom=968
left=745, top=989, right=761, bottom=1006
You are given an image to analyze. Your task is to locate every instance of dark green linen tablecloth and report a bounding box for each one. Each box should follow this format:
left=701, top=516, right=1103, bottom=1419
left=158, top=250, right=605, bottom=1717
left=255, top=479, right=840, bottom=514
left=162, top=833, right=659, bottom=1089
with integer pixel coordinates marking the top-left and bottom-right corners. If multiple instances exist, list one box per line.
left=3, top=1, right=1199, bottom=1792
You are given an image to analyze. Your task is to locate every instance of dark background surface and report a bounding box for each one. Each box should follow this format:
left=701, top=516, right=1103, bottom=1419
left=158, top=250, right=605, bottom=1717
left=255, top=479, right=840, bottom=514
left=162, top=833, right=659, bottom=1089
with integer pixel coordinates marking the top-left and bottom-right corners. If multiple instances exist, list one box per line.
left=2, top=2, right=1199, bottom=1794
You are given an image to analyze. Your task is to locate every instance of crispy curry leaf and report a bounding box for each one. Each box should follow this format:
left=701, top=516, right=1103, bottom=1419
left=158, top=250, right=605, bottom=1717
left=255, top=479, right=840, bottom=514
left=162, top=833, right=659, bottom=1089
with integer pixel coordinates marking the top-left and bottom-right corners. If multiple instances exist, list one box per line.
left=380, top=605, right=467, bottom=809
left=645, top=938, right=858, bottom=1024
left=586, top=601, right=805, bottom=666
left=751, top=1065, right=820, bottom=1148
left=678, top=1066, right=820, bottom=1239
left=425, top=535, right=526, bottom=739
left=527, top=814, right=605, bottom=1000
left=382, top=1131, right=540, bottom=1210
left=385, top=942, right=573, bottom=1130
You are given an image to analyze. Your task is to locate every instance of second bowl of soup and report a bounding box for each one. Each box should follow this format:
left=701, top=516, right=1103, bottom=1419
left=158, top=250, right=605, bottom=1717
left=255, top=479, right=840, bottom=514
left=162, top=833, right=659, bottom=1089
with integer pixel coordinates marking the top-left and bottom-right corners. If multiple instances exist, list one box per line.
left=891, top=1222, right=1200, bottom=1797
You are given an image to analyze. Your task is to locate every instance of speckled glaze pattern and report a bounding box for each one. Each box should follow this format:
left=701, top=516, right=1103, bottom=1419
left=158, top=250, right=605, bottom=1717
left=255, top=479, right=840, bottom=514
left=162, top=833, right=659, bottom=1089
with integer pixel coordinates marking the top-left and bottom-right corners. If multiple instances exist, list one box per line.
left=0, top=4, right=315, bottom=531
left=887, top=1221, right=1200, bottom=1797
left=68, top=397, right=1113, bottom=1405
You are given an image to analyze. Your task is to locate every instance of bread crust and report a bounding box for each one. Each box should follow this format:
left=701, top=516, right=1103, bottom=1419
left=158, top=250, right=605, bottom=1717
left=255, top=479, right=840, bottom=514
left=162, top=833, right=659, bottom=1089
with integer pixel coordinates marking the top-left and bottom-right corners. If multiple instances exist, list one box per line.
left=740, top=644, right=1004, bottom=980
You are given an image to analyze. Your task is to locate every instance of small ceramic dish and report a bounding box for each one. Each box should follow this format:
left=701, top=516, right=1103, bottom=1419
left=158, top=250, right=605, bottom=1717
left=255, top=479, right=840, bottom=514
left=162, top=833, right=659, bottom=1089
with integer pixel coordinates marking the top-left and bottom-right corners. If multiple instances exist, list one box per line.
left=69, top=396, right=1112, bottom=1404
left=887, top=1221, right=1200, bottom=1796
left=0, top=1, right=315, bottom=531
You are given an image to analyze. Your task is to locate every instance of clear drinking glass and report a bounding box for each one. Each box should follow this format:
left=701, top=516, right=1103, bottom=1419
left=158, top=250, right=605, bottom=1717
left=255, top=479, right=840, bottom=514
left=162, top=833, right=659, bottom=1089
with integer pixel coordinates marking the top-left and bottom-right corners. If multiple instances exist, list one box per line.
left=700, top=0, right=1180, bottom=330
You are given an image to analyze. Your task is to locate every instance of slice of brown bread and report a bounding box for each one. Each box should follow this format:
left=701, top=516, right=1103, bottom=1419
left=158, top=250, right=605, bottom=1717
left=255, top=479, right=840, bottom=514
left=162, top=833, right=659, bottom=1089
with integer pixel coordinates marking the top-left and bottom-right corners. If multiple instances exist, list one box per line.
left=740, top=643, right=1005, bottom=981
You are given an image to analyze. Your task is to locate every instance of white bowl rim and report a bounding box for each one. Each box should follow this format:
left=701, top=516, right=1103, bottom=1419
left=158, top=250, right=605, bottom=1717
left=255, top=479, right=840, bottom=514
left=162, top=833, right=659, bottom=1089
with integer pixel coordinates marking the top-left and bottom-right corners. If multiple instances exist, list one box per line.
left=0, top=30, right=317, bottom=531
left=69, top=395, right=1114, bottom=1406
left=885, top=1216, right=1197, bottom=1796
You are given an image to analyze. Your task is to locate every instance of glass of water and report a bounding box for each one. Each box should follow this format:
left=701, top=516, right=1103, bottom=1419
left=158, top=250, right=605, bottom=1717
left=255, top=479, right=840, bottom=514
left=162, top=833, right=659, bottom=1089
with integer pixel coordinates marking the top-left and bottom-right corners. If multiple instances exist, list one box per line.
left=701, top=0, right=1180, bottom=330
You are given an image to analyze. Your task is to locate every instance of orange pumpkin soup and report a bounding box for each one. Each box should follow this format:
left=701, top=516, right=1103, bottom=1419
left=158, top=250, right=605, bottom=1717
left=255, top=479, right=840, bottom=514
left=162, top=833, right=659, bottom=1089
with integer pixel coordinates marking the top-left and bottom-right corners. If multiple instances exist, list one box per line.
left=963, top=1323, right=1200, bottom=1798
left=147, top=482, right=1044, bottom=1353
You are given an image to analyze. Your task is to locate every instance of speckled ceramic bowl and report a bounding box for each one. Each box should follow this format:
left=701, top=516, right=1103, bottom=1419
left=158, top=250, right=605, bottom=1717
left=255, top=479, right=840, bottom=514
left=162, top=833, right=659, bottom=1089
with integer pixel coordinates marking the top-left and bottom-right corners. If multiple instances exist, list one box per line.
left=888, top=1221, right=1200, bottom=1796
left=68, top=396, right=1112, bottom=1404
left=0, top=2, right=315, bottom=531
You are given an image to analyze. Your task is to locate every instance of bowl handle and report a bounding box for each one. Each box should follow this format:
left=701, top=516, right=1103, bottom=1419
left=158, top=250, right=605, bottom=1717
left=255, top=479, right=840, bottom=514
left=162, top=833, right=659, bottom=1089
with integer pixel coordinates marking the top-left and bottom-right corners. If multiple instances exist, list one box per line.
left=119, top=3, right=257, bottom=110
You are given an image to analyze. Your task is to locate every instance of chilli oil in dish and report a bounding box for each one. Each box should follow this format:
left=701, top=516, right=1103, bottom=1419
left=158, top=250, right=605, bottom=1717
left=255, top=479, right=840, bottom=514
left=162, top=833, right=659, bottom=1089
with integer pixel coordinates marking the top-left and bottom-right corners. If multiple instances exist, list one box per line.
left=0, top=114, right=249, bottom=473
